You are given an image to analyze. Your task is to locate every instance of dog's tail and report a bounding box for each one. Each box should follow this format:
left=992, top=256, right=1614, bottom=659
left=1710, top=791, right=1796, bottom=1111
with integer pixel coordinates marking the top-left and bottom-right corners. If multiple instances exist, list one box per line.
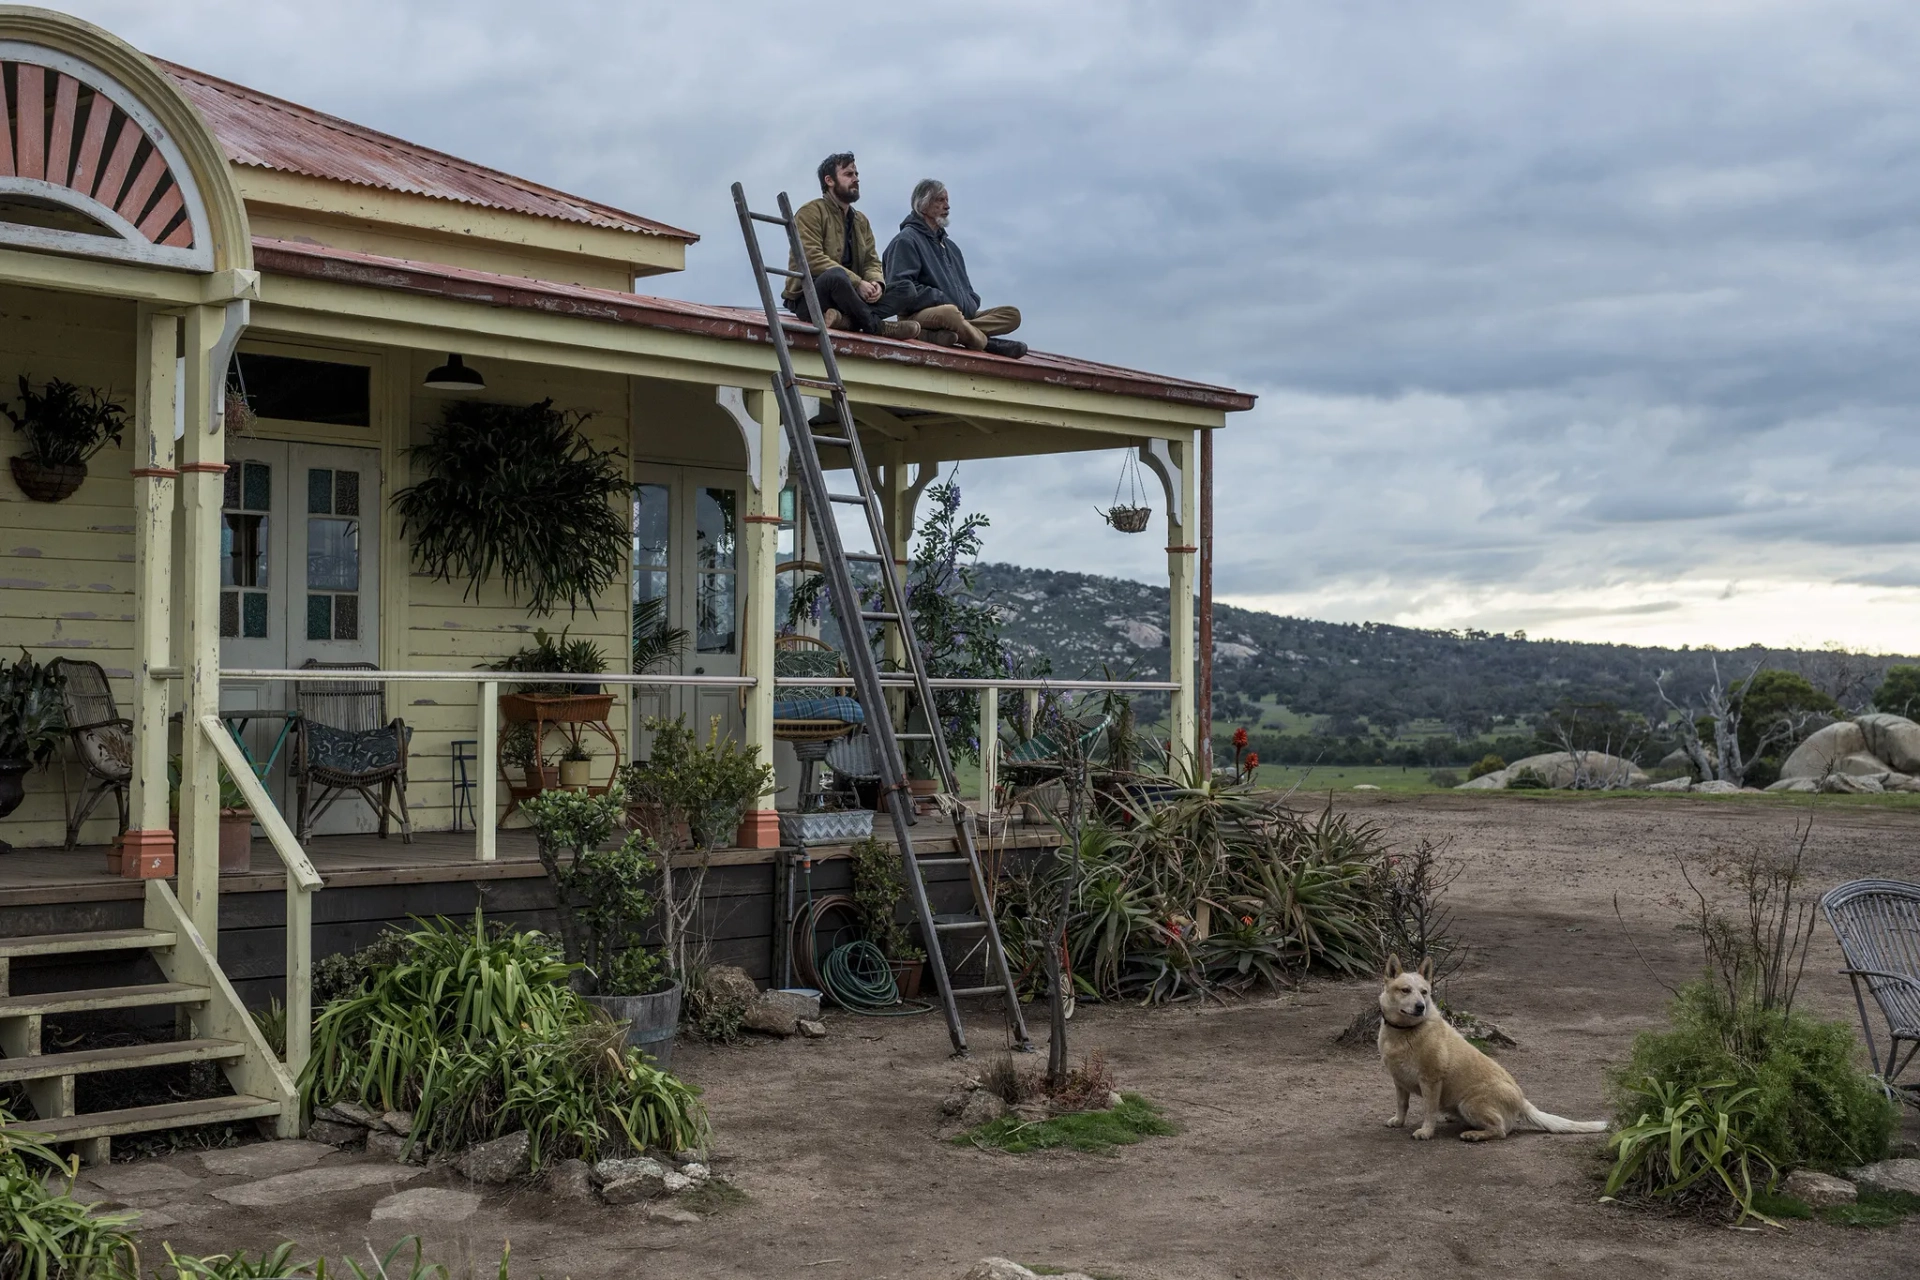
left=1522, top=1103, right=1609, bottom=1134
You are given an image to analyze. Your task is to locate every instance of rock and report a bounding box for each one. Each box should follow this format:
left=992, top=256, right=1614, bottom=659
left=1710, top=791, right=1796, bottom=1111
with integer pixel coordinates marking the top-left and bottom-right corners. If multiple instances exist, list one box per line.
left=1835, top=751, right=1893, bottom=777
left=1782, top=1169, right=1857, bottom=1208
left=602, top=1169, right=671, bottom=1204
left=453, top=1130, right=530, bottom=1185
left=1501, top=751, right=1650, bottom=790
left=1102, top=1090, right=1125, bottom=1110
left=1657, top=748, right=1696, bottom=771
left=1693, top=779, right=1742, bottom=794
left=956, top=1090, right=1010, bottom=1129
left=1848, top=1159, right=1920, bottom=1198
left=796, top=1018, right=827, bottom=1039
left=1766, top=776, right=1818, bottom=793
left=1352, top=783, right=1379, bottom=790
left=1457, top=771, right=1507, bottom=789
left=1781, top=721, right=1868, bottom=779
left=1890, top=1138, right=1920, bottom=1159
left=364, top=1131, right=414, bottom=1163
left=314, top=1100, right=381, bottom=1129
left=965, top=1261, right=1040, bottom=1280
left=679, top=1162, right=711, bottom=1184
left=370, top=1187, right=482, bottom=1223
left=199, top=1140, right=334, bottom=1178
left=546, top=1158, right=596, bottom=1202
left=702, top=965, right=760, bottom=1008
left=305, top=1120, right=366, bottom=1149
left=662, top=1170, right=692, bottom=1194
left=83, top=1163, right=201, bottom=1196
left=743, top=989, right=818, bottom=1036
left=380, top=1111, right=414, bottom=1137
left=1647, top=777, right=1693, bottom=792
left=646, top=1204, right=704, bottom=1225
left=210, top=1163, right=424, bottom=1207
left=594, top=1155, right=668, bottom=1185
left=671, top=1148, right=706, bottom=1166
left=1821, top=772, right=1884, bottom=794
left=1857, top=713, right=1920, bottom=772
left=939, top=1093, right=969, bottom=1116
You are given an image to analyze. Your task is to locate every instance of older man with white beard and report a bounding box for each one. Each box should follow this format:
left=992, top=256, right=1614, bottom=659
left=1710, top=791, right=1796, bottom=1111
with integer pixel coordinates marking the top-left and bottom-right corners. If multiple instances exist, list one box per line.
left=882, top=179, right=1028, bottom=358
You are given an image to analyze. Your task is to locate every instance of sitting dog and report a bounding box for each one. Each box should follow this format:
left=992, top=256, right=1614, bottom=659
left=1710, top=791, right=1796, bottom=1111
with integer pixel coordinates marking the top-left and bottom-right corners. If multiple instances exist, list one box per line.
left=1377, top=955, right=1608, bottom=1141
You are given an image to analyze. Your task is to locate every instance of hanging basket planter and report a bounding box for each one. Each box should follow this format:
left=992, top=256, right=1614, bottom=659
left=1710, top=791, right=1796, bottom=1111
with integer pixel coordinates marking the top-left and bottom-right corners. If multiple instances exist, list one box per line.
left=1099, top=447, right=1153, bottom=534
left=224, top=357, right=257, bottom=435
left=9, top=456, right=88, bottom=503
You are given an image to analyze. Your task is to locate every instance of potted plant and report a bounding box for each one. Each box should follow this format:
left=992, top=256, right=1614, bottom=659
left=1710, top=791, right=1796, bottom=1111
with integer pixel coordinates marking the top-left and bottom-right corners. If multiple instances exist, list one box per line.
left=4, top=376, right=128, bottom=503
left=519, top=783, right=680, bottom=1067
left=218, top=768, right=254, bottom=875
left=559, top=742, right=594, bottom=790
left=633, top=715, right=775, bottom=854
left=499, top=721, right=555, bottom=793
left=850, top=835, right=926, bottom=999
left=0, top=652, right=65, bottom=854
left=487, top=628, right=615, bottom=728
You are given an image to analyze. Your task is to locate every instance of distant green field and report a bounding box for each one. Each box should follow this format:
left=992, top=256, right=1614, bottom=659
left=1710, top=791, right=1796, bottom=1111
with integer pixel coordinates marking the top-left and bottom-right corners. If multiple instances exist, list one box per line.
left=1249, top=763, right=1448, bottom=793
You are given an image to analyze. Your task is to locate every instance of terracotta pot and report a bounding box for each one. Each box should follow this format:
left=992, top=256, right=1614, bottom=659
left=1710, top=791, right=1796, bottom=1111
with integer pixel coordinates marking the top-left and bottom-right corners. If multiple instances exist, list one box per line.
left=558, top=758, right=592, bottom=789
left=218, top=808, right=253, bottom=874
left=887, top=958, right=924, bottom=1001
left=499, top=692, right=615, bottom=724
left=9, top=456, right=87, bottom=503
left=523, top=764, right=559, bottom=793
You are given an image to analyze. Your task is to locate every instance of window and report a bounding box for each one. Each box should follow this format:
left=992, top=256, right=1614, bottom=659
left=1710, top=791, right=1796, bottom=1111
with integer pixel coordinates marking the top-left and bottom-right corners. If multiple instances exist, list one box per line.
left=233, top=353, right=371, bottom=427
left=220, top=461, right=271, bottom=639
left=695, top=487, right=737, bottom=654
left=305, top=468, right=361, bottom=640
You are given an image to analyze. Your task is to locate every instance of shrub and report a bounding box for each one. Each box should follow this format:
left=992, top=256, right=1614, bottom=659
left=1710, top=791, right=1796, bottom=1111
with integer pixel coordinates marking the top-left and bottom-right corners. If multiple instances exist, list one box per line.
left=304, top=910, right=706, bottom=1164
left=683, top=966, right=751, bottom=1044
left=1609, top=982, right=1894, bottom=1172
left=520, top=784, right=666, bottom=997
left=1426, top=768, right=1461, bottom=789
left=312, top=927, right=415, bottom=1007
left=1467, top=753, right=1506, bottom=780
left=1604, top=1077, right=1781, bottom=1225
left=1504, top=767, right=1548, bottom=790
left=850, top=836, right=922, bottom=962
left=0, top=1105, right=140, bottom=1280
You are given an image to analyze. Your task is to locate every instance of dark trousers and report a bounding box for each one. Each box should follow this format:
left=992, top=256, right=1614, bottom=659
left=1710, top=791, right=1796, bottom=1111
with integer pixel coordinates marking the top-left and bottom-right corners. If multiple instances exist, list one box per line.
left=787, top=266, right=915, bottom=334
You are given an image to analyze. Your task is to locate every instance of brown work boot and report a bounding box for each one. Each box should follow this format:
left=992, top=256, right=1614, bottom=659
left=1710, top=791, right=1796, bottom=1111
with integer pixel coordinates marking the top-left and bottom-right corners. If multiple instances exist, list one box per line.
left=821, top=308, right=847, bottom=330
left=923, top=329, right=962, bottom=347
left=877, top=319, right=922, bottom=341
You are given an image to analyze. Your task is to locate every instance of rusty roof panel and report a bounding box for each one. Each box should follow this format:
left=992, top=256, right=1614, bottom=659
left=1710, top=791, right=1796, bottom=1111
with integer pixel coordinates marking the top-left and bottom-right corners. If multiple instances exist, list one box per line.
left=160, top=61, right=696, bottom=243
left=252, top=237, right=1256, bottom=413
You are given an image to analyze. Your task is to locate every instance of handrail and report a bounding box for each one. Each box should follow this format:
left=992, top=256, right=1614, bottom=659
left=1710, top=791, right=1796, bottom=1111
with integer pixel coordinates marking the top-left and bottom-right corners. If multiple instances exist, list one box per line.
left=220, top=669, right=754, bottom=686
left=774, top=676, right=1180, bottom=692
left=197, top=714, right=318, bottom=1079
left=198, top=715, right=322, bottom=891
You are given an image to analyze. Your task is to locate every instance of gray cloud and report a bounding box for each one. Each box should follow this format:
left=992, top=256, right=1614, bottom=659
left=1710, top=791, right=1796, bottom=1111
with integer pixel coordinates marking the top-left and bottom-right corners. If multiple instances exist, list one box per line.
left=62, top=0, right=1920, bottom=645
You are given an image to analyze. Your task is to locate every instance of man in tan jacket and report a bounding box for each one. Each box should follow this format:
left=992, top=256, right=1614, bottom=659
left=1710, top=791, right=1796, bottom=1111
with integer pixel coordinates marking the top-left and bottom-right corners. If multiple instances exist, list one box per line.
left=784, top=152, right=922, bottom=341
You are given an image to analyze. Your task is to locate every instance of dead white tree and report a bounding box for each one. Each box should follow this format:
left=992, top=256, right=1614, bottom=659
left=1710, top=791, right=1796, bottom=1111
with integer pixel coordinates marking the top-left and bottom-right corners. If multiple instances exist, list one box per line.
left=1541, top=701, right=1649, bottom=789
left=1656, top=657, right=1823, bottom=788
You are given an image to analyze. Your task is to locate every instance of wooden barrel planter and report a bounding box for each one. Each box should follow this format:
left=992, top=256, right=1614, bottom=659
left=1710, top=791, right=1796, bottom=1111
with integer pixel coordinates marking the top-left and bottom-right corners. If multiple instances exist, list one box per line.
left=587, top=980, right=682, bottom=1070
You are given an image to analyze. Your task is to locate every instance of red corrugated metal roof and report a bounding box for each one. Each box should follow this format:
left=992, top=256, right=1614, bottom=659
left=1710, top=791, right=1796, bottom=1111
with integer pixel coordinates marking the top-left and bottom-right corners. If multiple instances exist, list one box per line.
left=252, top=237, right=1256, bottom=413
left=159, top=60, right=696, bottom=243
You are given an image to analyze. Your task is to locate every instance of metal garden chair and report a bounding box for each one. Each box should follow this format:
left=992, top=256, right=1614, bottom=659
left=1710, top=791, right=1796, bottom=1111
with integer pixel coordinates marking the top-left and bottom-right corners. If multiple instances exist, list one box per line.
left=47, top=657, right=130, bottom=849
left=292, top=660, right=412, bottom=844
left=1821, top=878, right=1920, bottom=1104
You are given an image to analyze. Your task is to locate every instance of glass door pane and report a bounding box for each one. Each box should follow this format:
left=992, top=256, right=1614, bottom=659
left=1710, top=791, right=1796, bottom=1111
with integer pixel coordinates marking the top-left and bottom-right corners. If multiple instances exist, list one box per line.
left=694, top=486, right=737, bottom=655
left=632, top=482, right=672, bottom=671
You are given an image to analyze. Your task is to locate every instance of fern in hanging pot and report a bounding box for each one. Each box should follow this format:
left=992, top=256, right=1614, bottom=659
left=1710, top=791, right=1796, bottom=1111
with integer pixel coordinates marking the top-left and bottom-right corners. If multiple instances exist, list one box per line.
left=4, top=375, right=127, bottom=502
left=393, top=398, right=628, bottom=615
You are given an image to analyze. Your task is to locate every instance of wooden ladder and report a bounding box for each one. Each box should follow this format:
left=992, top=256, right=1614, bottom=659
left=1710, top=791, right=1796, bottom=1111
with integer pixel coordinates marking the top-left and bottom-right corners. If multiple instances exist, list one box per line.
left=731, top=182, right=1031, bottom=1057
left=0, top=880, right=296, bottom=1163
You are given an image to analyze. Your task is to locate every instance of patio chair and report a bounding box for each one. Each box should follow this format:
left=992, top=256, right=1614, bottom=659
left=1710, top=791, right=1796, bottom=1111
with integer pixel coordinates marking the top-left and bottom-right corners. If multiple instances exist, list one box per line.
left=292, top=660, right=412, bottom=844
left=1821, top=878, right=1920, bottom=1104
left=774, top=635, right=865, bottom=808
left=47, top=658, right=130, bottom=850
left=1002, top=712, right=1113, bottom=784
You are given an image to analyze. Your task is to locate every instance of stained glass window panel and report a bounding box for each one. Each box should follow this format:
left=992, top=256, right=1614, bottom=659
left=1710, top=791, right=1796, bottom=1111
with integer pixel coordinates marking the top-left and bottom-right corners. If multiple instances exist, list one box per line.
left=333, top=595, right=359, bottom=640
left=242, top=591, right=268, bottom=639
left=307, top=594, right=332, bottom=641
left=334, top=470, right=359, bottom=516
left=307, top=468, right=333, bottom=514
left=219, top=591, right=238, bottom=638
left=223, top=466, right=241, bottom=509
left=243, top=461, right=270, bottom=511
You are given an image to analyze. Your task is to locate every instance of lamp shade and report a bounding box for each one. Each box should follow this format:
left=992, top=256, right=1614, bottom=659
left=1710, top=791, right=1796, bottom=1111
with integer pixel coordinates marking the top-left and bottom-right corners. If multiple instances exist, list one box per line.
left=423, top=353, right=485, bottom=391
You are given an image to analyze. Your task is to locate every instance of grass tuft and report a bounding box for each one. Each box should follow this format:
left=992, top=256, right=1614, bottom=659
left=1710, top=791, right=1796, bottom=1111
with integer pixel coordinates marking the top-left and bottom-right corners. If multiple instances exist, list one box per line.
left=956, top=1093, right=1174, bottom=1155
left=677, top=1177, right=750, bottom=1216
left=1821, top=1186, right=1920, bottom=1228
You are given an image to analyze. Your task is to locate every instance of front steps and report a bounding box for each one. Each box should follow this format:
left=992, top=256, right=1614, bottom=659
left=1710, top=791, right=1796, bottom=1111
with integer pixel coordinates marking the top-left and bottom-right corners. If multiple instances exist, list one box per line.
left=0, top=881, right=296, bottom=1163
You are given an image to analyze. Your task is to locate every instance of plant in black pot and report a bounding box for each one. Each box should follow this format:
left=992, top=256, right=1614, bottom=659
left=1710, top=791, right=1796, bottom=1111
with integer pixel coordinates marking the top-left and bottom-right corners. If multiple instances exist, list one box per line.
left=4, top=375, right=128, bottom=503
left=0, top=652, right=66, bottom=853
left=519, top=781, right=680, bottom=1068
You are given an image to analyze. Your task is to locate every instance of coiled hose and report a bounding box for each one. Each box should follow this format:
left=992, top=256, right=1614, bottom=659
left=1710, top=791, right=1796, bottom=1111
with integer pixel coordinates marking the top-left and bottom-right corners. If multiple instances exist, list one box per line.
left=790, top=892, right=934, bottom=1017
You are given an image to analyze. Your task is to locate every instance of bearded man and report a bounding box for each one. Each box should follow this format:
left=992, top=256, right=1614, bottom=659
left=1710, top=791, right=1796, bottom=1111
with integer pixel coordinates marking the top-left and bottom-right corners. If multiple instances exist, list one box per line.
left=882, top=178, right=1027, bottom=358
left=784, top=152, right=922, bottom=341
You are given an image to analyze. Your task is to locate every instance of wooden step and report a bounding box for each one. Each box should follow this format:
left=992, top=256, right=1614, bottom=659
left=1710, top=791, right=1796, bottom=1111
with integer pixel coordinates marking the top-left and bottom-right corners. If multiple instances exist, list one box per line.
left=2, top=1094, right=282, bottom=1143
left=0, top=983, right=209, bottom=1019
left=0, top=1038, right=245, bottom=1084
left=0, top=929, right=175, bottom=959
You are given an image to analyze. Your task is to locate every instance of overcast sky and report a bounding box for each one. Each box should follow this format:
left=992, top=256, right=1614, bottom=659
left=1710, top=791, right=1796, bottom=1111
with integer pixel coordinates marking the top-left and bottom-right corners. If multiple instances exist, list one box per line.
left=66, top=0, right=1920, bottom=651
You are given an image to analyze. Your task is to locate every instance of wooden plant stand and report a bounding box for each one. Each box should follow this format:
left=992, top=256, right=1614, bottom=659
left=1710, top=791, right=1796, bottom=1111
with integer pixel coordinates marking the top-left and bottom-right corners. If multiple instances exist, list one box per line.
left=497, top=692, right=622, bottom=823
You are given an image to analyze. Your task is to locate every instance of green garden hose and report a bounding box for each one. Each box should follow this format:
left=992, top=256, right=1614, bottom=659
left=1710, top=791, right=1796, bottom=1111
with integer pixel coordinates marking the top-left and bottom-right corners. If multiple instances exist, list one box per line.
left=819, top=939, right=900, bottom=1010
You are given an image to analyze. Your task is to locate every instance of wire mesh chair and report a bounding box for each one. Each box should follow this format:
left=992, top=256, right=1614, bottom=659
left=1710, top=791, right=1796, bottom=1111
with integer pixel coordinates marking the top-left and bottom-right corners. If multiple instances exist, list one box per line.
left=292, top=660, right=412, bottom=844
left=47, top=658, right=130, bottom=850
left=1822, top=878, right=1920, bottom=1105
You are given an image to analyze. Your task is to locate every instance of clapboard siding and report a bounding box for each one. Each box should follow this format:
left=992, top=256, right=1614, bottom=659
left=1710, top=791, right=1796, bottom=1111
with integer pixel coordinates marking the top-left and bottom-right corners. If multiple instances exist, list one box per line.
left=0, top=283, right=140, bottom=849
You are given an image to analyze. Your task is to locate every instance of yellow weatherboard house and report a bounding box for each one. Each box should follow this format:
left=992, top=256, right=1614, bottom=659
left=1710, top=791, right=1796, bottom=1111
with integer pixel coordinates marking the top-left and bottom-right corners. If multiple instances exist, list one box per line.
left=0, top=6, right=1251, bottom=1150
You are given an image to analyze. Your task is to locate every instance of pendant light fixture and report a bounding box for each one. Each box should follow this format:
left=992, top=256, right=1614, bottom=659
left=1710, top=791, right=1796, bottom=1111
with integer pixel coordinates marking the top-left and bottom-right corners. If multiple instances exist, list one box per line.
left=423, top=353, right=485, bottom=391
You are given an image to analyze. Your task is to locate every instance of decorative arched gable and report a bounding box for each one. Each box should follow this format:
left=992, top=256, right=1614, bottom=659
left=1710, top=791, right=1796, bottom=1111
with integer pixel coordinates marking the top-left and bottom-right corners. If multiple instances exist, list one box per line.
left=0, top=8, right=248, bottom=274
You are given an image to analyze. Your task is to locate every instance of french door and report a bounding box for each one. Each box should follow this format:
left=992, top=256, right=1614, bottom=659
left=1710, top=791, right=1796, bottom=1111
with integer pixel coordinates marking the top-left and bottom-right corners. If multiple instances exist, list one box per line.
left=218, top=441, right=381, bottom=831
left=631, top=466, right=746, bottom=755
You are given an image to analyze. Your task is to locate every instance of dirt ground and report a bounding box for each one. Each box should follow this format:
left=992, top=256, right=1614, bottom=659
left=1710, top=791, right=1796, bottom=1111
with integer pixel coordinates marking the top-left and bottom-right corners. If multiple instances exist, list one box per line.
left=101, top=794, right=1920, bottom=1279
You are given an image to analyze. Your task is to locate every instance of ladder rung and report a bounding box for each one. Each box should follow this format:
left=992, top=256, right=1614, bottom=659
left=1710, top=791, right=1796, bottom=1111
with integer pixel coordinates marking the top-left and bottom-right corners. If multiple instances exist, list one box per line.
left=748, top=211, right=788, bottom=225
left=765, top=266, right=803, bottom=279
left=894, top=732, right=935, bottom=741
left=791, top=376, right=842, bottom=391
left=934, top=918, right=988, bottom=933
left=826, top=492, right=869, bottom=504
left=845, top=553, right=888, bottom=564
left=947, top=985, right=1008, bottom=999
left=861, top=611, right=900, bottom=622
left=808, top=433, right=852, bottom=447
left=914, top=856, right=972, bottom=868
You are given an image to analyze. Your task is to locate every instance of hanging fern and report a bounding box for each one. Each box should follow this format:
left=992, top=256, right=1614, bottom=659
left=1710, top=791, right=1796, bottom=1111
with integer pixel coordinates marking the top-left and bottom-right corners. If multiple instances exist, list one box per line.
left=394, top=399, right=629, bottom=616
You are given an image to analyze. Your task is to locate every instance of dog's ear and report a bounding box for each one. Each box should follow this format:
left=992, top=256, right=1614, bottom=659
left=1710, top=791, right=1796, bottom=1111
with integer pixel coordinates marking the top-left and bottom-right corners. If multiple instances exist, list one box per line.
left=1385, top=953, right=1402, bottom=979
left=1418, top=956, right=1434, bottom=981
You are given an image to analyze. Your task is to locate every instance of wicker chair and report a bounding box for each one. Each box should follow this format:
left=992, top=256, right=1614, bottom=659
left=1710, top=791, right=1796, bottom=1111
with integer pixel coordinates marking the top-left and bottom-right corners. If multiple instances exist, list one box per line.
left=47, top=658, right=130, bottom=849
left=1822, top=879, right=1920, bottom=1104
left=292, top=660, right=411, bottom=844
left=774, top=635, right=865, bottom=808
